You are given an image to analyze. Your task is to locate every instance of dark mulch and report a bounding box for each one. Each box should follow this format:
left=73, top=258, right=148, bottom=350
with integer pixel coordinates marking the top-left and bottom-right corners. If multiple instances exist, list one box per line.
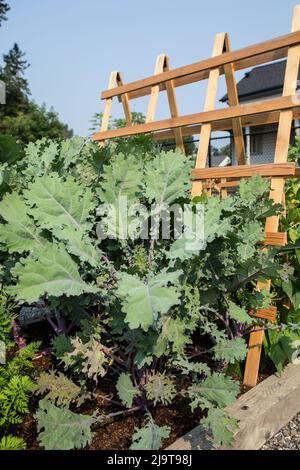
left=11, top=323, right=271, bottom=450
left=14, top=358, right=205, bottom=450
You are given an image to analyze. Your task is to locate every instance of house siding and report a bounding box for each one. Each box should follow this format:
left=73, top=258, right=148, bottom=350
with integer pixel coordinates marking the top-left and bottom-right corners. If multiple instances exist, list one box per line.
left=248, top=125, right=278, bottom=165
left=227, top=91, right=297, bottom=165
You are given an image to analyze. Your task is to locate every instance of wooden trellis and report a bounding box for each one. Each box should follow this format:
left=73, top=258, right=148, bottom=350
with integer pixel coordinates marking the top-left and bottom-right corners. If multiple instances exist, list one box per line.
left=93, top=5, right=300, bottom=387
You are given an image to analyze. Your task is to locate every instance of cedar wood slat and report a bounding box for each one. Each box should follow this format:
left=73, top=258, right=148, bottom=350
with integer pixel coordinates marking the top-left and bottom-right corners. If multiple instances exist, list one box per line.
left=93, top=95, right=299, bottom=141
left=191, top=162, right=297, bottom=179
left=152, top=108, right=300, bottom=140
left=243, top=4, right=300, bottom=388
left=192, top=33, right=227, bottom=197
left=101, top=31, right=300, bottom=100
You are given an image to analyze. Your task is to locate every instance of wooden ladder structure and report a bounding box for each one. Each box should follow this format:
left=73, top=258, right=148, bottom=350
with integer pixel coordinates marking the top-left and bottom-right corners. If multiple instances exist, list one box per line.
left=93, top=5, right=300, bottom=388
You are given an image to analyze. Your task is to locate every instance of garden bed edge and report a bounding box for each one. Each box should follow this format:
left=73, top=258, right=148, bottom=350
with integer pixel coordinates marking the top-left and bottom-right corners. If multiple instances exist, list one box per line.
left=166, top=362, right=300, bottom=450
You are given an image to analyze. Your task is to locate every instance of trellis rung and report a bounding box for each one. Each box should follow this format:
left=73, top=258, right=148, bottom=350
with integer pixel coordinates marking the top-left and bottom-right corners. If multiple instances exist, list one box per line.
left=250, top=307, right=277, bottom=322
left=192, top=163, right=297, bottom=180
left=264, top=232, right=287, bottom=246
left=101, top=31, right=300, bottom=100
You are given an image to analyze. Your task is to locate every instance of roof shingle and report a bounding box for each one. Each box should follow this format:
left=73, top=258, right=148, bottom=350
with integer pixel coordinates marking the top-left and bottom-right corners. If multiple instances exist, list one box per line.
left=220, top=59, right=300, bottom=102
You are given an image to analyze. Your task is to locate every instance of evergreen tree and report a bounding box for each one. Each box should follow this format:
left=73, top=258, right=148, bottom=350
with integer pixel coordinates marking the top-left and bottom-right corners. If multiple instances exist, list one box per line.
left=0, top=43, right=30, bottom=119
left=0, top=43, right=73, bottom=142
left=0, top=2, right=72, bottom=142
left=0, top=1, right=9, bottom=28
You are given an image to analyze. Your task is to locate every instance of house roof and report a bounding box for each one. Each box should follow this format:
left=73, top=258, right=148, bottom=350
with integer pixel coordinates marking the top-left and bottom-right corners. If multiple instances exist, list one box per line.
left=220, top=59, right=300, bottom=102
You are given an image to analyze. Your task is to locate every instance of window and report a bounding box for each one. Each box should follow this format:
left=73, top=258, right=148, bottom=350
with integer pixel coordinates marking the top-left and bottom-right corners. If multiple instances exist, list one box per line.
left=250, top=132, right=263, bottom=155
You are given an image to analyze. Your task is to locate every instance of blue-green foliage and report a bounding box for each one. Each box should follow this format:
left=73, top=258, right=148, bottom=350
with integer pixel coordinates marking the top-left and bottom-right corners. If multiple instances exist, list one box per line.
left=0, top=136, right=299, bottom=449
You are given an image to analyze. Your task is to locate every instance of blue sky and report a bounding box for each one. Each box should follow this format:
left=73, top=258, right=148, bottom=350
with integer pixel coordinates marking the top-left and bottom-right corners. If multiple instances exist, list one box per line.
left=0, top=0, right=299, bottom=135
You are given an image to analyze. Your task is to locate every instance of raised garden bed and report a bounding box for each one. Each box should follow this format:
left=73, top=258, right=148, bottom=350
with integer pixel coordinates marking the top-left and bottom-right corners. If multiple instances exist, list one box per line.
left=167, top=363, right=300, bottom=450
left=1, top=136, right=300, bottom=451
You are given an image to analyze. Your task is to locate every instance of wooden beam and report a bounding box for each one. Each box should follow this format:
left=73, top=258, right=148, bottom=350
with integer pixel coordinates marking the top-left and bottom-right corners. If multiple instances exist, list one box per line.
left=164, top=56, right=185, bottom=154
left=127, top=50, right=288, bottom=101
left=202, top=180, right=238, bottom=190
left=192, top=33, right=227, bottom=197
left=118, top=73, right=132, bottom=125
left=153, top=108, right=300, bottom=141
left=97, top=71, right=132, bottom=148
left=267, top=6, right=300, bottom=233
left=250, top=307, right=277, bottom=322
left=98, top=71, right=119, bottom=145
left=93, top=95, right=298, bottom=141
left=145, top=54, right=185, bottom=153
left=167, top=363, right=300, bottom=450
left=202, top=176, right=296, bottom=191
left=264, top=231, right=288, bottom=246
left=191, top=163, right=296, bottom=180
left=146, top=55, right=165, bottom=123
left=243, top=4, right=300, bottom=389
left=225, top=362, right=300, bottom=449
left=224, top=34, right=246, bottom=165
left=101, top=31, right=300, bottom=100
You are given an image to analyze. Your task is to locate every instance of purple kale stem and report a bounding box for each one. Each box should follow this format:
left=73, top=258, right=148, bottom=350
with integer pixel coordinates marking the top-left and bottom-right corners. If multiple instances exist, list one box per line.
left=104, top=405, right=141, bottom=420
left=101, top=254, right=117, bottom=275
left=126, top=350, right=133, bottom=370
left=95, top=394, right=126, bottom=408
left=117, top=348, right=127, bottom=361
left=56, top=313, right=66, bottom=333
left=99, top=344, right=127, bottom=371
left=187, top=347, right=215, bottom=359
left=131, top=363, right=139, bottom=388
left=199, top=306, right=234, bottom=339
left=157, top=356, right=163, bottom=373
left=46, top=316, right=60, bottom=335
left=56, top=312, right=71, bottom=335
left=11, top=319, right=26, bottom=349
left=46, top=314, right=74, bottom=336
left=65, top=320, right=75, bottom=335
left=241, top=325, right=283, bottom=336
left=109, top=363, right=127, bottom=375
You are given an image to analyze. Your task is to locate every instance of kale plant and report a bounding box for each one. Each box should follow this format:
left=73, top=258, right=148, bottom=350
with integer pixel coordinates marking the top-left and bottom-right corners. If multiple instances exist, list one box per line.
left=0, top=136, right=298, bottom=449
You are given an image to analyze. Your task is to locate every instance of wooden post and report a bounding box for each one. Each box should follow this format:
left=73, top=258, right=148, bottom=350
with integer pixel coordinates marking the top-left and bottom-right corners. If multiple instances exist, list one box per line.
left=146, top=55, right=166, bottom=123
left=191, top=32, right=246, bottom=197
left=146, top=54, right=185, bottom=153
left=98, top=71, right=118, bottom=147
left=243, top=4, right=300, bottom=388
left=192, top=33, right=227, bottom=198
left=163, top=56, right=186, bottom=154
left=223, top=34, right=246, bottom=166
left=117, top=73, right=132, bottom=126
left=98, top=71, right=132, bottom=147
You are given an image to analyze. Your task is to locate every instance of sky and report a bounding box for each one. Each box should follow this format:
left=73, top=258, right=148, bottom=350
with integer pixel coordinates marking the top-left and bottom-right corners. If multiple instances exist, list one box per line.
left=0, top=0, right=299, bottom=136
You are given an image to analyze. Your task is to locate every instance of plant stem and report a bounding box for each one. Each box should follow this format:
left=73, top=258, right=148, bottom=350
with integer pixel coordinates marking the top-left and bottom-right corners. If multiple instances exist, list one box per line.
left=229, top=268, right=266, bottom=292
left=95, top=394, right=125, bottom=408
left=95, top=405, right=142, bottom=425
left=46, top=316, right=60, bottom=335
left=101, top=254, right=117, bottom=275
left=241, top=325, right=282, bottom=336
left=11, top=319, right=26, bottom=349
left=199, top=306, right=234, bottom=339
left=187, top=347, right=215, bottom=359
